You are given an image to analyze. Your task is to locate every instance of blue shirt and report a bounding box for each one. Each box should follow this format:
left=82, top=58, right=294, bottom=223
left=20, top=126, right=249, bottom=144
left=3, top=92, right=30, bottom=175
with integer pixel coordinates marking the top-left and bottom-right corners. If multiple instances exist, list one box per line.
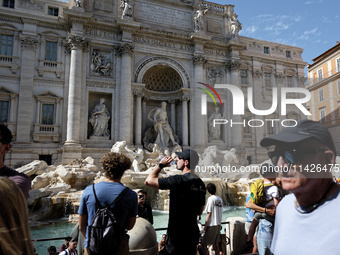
left=78, top=182, right=137, bottom=247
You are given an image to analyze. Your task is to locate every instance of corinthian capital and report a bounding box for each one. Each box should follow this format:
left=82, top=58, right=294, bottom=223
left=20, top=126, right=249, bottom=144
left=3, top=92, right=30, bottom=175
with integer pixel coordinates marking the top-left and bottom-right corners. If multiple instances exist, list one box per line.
left=116, top=42, right=134, bottom=56
left=133, top=88, right=144, bottom=97
left=66, top=35, right=89, bottom=51
left=225, top=58, right=241, bottom=70
left=193, top=54, right=207, bottom=66
left=181, top=95, right=191, bottom=101
left=20, top=36, right=38, bottom=50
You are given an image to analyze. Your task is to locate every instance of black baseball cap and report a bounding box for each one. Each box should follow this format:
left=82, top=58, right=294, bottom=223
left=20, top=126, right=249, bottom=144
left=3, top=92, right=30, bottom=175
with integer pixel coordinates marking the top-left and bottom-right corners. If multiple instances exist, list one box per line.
left=260, top=119, right=336, bottom=153
left=175, top=149, right=199, bottom=164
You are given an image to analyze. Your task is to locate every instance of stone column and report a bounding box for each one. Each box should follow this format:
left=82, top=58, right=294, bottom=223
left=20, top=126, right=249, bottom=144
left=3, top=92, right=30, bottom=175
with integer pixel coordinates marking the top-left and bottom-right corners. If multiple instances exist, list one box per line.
left=65, top=35, right=88, bottom=146
left=142, top=98, right=148, bottom=133
left=16, top=36, right=38, bottom=144
left=181, top=95, right=190, bottom=146
left=170, top=100, right=176, bottom=133
left=225, top=58, right=242, bottom=148
left=134, top=89, right=143, bottom=146
left=117, top=42, right=134, bottom=144
left=193, top=54, right=208, bottom=147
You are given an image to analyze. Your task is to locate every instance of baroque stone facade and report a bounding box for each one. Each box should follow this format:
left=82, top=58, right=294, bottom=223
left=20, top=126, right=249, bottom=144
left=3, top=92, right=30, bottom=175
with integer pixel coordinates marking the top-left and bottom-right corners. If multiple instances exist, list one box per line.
left=0, top=0, right=306, bottom=167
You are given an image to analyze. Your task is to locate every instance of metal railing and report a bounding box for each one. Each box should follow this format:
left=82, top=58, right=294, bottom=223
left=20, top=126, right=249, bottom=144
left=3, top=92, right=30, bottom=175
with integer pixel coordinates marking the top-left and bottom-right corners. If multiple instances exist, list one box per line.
left=33, top=221, right=230, bottom=242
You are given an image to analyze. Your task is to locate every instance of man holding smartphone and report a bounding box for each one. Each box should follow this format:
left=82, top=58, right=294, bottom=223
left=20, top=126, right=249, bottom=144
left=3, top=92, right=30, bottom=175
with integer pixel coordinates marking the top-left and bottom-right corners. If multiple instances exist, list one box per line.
left=137, top=189, right=153, bottom=224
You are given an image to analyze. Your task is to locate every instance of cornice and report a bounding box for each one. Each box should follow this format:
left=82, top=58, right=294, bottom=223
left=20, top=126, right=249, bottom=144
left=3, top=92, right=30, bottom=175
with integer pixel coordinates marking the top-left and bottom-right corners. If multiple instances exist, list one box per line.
left=34, top=78, right=65, bottom=87
left=308, top=72, right=340, bottom=91
left=87, top=79, right=116, bottom=89
left=141, top=87, right=192, bottom=101
left=0, top=74, right=20, bottom=81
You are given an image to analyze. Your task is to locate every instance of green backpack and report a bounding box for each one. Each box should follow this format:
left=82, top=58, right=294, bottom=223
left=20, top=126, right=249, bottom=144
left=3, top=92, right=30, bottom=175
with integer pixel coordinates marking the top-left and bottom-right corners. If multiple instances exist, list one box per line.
left=250, top=179, right=273, bottom=207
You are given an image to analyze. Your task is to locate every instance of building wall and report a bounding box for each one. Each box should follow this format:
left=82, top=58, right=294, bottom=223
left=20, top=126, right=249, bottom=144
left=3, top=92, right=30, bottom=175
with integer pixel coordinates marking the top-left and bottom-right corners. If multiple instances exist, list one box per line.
left=307, top=42, right=340, bottom=154
left=0, top=0, right=307, bottom=167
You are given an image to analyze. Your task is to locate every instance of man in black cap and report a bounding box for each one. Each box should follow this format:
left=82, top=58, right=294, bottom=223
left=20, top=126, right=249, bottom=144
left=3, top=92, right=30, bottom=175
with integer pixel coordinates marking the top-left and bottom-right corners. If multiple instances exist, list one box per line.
left=260, top=119, right=340, bottom=254
left=145, top=149, right=206, bottom=255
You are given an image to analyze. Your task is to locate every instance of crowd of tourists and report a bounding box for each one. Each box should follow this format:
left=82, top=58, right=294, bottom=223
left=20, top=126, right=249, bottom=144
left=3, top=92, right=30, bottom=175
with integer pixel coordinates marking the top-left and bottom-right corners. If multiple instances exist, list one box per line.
left=0, top=119, right=340, bottom=255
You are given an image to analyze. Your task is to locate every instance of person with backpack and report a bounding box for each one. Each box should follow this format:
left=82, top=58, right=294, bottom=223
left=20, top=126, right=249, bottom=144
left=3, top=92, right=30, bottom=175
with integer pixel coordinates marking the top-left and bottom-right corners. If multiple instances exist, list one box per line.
left=78, top=152, right=138, bottom=255
left=242, top=163, right=280, bottom=254
left=59, top=239, right=78, bottom=255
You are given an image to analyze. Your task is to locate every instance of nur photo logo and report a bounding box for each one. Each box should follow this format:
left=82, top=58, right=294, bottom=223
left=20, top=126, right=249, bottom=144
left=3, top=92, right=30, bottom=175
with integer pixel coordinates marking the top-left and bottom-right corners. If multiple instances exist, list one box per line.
left=198, top=83, right=312, bottom=128
left=197, top=82, right=223, bottom=115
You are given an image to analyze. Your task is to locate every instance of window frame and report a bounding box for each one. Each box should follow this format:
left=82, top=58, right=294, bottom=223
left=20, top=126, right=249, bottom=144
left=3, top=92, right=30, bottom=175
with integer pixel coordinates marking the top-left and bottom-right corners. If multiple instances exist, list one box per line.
left=33, top=92, right=62, bottom=142
left=240, top=69, right=248, bottom=84
left=264, top=72, right=271, bottom=88
left=41, top=103, right=55, bottom=125
left=264, top=46, right=270, bottom=54
left=3, top=0, right=15, bottom=8
left=0, top=101, right=9, bottom=123
left=318, top=68, right=323, bottom=82
left=47, top=7, right=59, bottom=16
left=319, top=107, right=326, bottom=123
left=45, top=40, right=58, bottom=62
left=0, top=34, right=13, bottom=56
left=287, top=76, right=293, bottom=87
left=286, top=50, right=291, bottom=58
left=318, top=89, right=324, bottom=102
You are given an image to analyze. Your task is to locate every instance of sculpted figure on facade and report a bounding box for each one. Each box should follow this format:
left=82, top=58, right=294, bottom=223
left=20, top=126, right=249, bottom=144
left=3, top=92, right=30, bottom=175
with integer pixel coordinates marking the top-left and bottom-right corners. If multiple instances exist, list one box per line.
left=193, top=8, right=208, bottom=33
left=208, top=66, right=223, bottom=85
left=125, top=147, right=144, bottom=172
left=120, top=0, right=133, bottom=19
left=89, top=98, right=110, bottom=137
left=148, top=102, right=178, bottom=148
left=208, top=107, right=224, bottom=141
left=111, top=141, right=127, bottom=153
left=230, top=13, right=242, bottom=37
left=90, top=51, right=112, bottom=75
left=74, top=0, right=82, bottom=7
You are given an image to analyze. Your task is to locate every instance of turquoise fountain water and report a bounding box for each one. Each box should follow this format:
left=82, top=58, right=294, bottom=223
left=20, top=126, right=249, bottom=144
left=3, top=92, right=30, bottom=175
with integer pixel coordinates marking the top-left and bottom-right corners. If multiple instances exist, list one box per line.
left=30, top=207, right=245, bottom=255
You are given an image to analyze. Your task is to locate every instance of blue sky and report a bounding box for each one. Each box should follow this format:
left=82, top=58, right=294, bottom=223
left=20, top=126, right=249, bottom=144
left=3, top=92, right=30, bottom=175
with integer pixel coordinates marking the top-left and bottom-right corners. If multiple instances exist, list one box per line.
left=213, top=0, right=340, bottom=71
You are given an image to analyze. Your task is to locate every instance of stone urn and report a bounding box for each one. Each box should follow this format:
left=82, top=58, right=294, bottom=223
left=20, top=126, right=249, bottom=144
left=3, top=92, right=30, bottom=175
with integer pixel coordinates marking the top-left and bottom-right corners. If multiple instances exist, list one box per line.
left=128, top=217, right=158, bottom=254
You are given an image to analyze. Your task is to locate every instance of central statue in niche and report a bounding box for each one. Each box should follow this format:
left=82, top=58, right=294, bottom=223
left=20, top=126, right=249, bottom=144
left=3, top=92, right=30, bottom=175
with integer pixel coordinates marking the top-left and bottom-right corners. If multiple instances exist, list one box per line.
left=89, top=98, right=110, bottom=137
left=143, top=102, right=180, bottom=151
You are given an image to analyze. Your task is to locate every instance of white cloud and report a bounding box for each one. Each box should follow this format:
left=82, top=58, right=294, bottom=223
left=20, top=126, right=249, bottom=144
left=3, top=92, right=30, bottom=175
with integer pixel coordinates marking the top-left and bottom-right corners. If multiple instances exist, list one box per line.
left=321, top=16, right=332, bottom=23
left=243, top=25, right=258, bottom=34
left=304, top=1, right=313, bottom=4
left=255, top=14, right=301, bottom=24
left=265, top=22, right=290, bottom=31
left=298, top=27, right=319, bottom=40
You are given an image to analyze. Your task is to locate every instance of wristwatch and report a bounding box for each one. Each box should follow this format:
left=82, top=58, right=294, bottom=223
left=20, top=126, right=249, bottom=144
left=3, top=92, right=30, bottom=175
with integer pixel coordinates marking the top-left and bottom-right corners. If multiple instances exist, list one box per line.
left=158, top=163, right=165, bottom=169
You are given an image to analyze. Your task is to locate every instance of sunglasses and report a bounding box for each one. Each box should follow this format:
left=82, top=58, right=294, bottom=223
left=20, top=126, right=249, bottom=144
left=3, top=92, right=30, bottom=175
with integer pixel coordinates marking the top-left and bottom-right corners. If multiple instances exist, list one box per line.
left=268, top=148, right=327, bottom=166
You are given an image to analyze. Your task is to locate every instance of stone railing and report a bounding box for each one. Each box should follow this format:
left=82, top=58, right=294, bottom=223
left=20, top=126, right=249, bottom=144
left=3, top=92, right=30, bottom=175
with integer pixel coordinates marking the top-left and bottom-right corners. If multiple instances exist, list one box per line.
left=202, top=1, right=224, bottom=13
left=0, top=55, right=19, bottom=73
left=37, top=59, right=63, bottom=78
left=33, top=124, right=60, bottom=142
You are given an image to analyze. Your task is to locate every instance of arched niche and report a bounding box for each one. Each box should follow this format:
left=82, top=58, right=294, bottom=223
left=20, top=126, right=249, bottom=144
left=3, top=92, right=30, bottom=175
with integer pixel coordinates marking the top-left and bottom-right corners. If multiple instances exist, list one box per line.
left=134, top=56, right=190, bottom=89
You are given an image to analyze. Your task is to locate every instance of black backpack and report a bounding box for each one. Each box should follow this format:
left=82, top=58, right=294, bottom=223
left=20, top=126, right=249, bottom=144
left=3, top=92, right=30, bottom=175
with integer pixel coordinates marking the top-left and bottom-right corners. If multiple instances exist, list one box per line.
left=87, top=185, right=129, bottom=255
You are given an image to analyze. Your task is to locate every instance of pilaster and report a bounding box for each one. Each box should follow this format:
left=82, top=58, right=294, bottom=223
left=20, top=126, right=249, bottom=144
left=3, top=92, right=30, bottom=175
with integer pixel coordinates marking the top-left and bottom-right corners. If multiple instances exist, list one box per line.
left=15, top=35, right=38, bottom=144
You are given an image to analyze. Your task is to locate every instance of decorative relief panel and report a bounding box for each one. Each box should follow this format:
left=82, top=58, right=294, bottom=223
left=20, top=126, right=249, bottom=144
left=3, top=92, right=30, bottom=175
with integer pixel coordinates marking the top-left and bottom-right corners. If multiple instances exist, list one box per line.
left=207, top=66, right=223, bottom=85
left=90, top=50, right=113, bottom=76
